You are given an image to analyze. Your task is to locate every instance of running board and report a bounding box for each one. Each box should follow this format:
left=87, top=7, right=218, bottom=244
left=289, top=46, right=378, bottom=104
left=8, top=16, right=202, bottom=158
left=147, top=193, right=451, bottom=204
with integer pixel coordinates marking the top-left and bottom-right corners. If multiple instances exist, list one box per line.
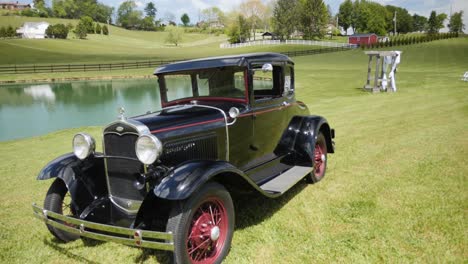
left=260, top=166, right=313, bottom=194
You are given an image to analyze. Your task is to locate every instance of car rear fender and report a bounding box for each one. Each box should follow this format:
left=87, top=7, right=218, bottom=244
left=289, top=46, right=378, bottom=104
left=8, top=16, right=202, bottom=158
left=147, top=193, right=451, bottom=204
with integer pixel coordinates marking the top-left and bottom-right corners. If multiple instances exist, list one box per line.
left=153, top=160, right=267, bottom=200
left=37, top=153, right=107, bottom=213
left=292, top=116, right=335, bottom=166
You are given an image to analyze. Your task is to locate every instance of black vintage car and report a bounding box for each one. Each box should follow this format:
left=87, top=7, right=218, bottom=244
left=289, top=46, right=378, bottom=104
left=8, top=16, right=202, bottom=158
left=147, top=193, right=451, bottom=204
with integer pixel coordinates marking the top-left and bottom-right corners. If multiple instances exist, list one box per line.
left=32, top=53, right=335, bottom=263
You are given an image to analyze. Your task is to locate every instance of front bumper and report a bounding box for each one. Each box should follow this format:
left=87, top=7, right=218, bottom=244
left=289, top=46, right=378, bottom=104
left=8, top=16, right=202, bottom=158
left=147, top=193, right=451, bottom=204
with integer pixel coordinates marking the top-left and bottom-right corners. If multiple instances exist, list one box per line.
left=32, top=203, right=174, bottom=251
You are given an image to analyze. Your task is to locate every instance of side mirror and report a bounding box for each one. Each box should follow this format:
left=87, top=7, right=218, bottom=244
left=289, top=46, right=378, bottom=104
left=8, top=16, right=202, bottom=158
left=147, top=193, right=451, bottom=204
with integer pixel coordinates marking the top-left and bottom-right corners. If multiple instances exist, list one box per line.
left=261, top=63, right=273, bottom=72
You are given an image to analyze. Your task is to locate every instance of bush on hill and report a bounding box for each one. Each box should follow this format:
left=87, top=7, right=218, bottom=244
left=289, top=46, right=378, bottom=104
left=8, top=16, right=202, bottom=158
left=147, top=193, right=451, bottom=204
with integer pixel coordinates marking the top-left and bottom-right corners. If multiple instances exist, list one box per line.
left=1, top=25, right=17, bottom=38
left=74, top=22, right=87, bottom=39
left=80, top=16, right=95, bottom=33
left=45, top=24, right=69, bottom=39
left=95, top=23, right=102, bottom=34
left=102, top=25, right=109, bottom=35
left=0, top=26, right=6, bottom=38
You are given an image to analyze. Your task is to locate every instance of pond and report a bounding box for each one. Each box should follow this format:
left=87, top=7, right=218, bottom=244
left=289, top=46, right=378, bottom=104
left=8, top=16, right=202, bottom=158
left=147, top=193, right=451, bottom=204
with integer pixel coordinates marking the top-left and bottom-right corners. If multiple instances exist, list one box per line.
left=0, top=79, right=167, bottom=141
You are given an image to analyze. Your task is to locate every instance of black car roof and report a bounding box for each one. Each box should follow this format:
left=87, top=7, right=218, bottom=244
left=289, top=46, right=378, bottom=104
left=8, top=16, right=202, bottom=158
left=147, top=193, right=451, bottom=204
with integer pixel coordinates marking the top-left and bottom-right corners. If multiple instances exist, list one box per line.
left=153, top=52, right=293, bottom=75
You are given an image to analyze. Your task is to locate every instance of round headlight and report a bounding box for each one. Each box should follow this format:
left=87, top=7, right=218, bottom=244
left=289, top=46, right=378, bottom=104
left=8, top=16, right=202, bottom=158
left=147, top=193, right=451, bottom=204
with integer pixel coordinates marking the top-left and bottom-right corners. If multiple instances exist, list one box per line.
left=135, top=134, right=163, bottom=165
left=73, top=133, right=95, bottom=160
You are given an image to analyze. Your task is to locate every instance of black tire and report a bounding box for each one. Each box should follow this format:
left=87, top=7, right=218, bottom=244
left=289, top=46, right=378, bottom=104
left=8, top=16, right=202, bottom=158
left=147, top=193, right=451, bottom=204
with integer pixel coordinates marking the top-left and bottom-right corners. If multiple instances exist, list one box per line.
left=166, top=182, right=235, bottom=264
left=305, top=132, right=328, bottom=184
left=44, top=178, right=80, bottom=242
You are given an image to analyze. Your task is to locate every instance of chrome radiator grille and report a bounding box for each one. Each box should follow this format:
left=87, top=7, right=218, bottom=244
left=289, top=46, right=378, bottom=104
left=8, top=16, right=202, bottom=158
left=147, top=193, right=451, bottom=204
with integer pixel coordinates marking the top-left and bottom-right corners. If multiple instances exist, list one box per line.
left=104, top=129, right=146, bottom=203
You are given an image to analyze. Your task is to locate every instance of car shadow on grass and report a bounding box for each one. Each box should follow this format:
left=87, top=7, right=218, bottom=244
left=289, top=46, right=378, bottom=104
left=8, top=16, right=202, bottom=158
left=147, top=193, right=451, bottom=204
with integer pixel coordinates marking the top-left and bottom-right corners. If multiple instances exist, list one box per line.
left=43, top=238, right=101, bottom=264
left=232, top=179, right=308, bottom=230
left=132, top=180, right=310, bottom=264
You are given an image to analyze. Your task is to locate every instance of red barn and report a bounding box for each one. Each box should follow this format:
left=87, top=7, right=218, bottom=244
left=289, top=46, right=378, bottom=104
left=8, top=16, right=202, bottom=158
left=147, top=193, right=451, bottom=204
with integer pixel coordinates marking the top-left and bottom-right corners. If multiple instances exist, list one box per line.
left=348, top=33, right=378, bottom=46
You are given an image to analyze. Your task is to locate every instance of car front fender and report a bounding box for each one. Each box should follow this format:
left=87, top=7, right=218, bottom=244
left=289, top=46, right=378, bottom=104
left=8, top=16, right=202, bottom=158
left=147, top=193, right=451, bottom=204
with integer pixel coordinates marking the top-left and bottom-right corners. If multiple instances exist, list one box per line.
left=37, top=152, right=107, bottom=213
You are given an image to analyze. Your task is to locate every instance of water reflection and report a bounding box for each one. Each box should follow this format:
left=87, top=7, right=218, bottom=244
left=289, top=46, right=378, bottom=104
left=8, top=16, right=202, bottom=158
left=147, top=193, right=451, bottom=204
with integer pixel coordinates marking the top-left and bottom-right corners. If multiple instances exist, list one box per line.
left=0, top=78, right=162, bottom=141
left=24, top=85, right=56, bottom=101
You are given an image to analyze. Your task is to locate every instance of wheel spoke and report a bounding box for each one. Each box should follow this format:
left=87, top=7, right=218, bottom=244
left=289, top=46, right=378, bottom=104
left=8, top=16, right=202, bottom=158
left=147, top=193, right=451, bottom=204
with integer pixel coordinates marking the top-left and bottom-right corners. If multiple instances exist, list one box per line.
left=188, top=238, right=211, bottom=255
left=209, top=204, right=215, bottom=225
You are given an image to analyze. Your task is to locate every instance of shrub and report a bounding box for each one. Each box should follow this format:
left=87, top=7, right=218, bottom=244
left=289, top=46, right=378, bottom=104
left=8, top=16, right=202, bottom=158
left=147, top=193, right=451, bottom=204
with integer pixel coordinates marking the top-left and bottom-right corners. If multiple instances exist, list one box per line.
left=0, top=26, right=6, bottom=38
left=79, top=16, right=95, bottom=33
left=74, top=22, right=87, bottom=39
left=95, top=23, right=102, bottom=34
left=45, top=25, right=53, bottom=38
left=6, top=25, right=16, bottom=37
left=102, top=25, right=109, bottom=35
left=45, top=24, right=69, bottom=39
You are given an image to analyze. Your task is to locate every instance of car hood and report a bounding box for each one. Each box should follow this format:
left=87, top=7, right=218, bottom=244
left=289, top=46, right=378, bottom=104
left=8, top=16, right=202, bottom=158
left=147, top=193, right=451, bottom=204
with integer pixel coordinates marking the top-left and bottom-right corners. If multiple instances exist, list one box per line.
left=132, top=105, right=226, bottom=139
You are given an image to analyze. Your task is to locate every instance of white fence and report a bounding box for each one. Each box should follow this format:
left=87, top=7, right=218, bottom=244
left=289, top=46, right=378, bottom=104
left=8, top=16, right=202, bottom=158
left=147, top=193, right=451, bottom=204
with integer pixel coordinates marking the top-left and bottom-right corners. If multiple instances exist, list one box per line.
left=220, top=39, right=357, bottom=49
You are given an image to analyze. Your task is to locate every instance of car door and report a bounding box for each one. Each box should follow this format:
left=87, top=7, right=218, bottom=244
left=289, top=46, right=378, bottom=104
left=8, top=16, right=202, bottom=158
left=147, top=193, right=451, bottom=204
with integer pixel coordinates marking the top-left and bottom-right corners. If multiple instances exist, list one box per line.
left=244, top=63, right=292, bottom=184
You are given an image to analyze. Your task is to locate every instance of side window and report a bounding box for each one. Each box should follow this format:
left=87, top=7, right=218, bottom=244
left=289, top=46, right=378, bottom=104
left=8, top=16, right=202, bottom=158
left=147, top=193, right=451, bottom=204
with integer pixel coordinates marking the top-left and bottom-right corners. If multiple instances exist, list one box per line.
left=284, top=65, right=294, bottom=96
left=252, top=64, right=283, bottom=99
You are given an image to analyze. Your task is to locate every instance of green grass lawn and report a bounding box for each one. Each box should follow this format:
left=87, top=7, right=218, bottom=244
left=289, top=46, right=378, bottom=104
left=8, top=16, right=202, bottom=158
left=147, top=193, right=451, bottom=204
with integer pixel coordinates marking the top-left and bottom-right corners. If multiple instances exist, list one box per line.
left=0, top=38, right=467, bottom=263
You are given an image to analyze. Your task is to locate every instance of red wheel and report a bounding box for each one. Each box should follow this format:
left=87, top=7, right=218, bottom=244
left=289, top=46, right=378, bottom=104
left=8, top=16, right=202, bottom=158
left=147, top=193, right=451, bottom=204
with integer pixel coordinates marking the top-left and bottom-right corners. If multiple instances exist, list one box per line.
left=306, top=132, right=328, bottom=183
left=186, top=197, right=229, bottom=263
left=167, top=182, right=234, bottom=264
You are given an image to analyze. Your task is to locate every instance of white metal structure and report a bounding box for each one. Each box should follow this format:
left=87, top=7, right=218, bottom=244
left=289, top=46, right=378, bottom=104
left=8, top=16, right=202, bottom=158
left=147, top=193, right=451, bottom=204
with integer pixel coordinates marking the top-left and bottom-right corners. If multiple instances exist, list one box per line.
left=16, top=22, right=49, bottom=39
left=461, top=72, right=468, bottom=82
left=220, top=40, right=357, bottom=49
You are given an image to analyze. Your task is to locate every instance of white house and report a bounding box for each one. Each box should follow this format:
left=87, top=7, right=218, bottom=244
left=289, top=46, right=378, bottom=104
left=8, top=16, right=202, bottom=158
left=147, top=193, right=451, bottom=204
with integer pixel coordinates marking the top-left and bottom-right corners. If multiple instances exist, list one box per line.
left=16, top=22, right=49, bottom=39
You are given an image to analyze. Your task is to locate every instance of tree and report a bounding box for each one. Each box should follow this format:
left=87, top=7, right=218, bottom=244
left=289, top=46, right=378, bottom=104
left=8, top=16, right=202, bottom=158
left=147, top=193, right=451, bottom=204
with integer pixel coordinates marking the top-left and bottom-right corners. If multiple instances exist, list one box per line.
left=74, top=22, right=87, bottom=39
left=338, top=0, right=353, bottom=35
left=428, top=11, right=446, bottom=34
left=349, top=0, right=388, bottom=35
left=239, top=0, right=266, bottom=41
left=272, top=0, right=298, bottom=40
left=165, top=25, right=183, bottom=46
left=118, top=1, right=142, bottom=29
left=412, top=14, right=427, bottom=32
left=427, top=11, right=438, bottom=34
left=140, top=16, right=155, bottom=31
left=299, top=0, right=329, bottom=39
left=95, top=23, right=102, bottom=34
left=385, top=5, right=413, bottom=34
left=80, top=16, right=95, bottom=33
left=448, top=11, right=465, bottom=33
left=33, top=0, right=49, bottom=17
left=181, top=13, right=190, bottom=26
left=200, top=7, right=225, bottom=29
left=144, top=2, right=157, bottom=19
left=436, top=13, right=448, bottom=30
left=226, top=15, right=250, bottom=43
left=102, top=25, right=109, bottom=35
left=94, top=4, right=114, bottom=24
left=52, top=0, right=113, bottom=23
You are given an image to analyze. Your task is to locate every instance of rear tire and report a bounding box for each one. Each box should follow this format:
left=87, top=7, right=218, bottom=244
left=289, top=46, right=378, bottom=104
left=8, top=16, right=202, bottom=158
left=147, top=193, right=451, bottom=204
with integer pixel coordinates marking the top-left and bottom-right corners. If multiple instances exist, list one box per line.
left=44, top=179, right=80, bottom=242
left=305, top=132, right=328, bottom=183
left=166, top=182, right=234, bottom=264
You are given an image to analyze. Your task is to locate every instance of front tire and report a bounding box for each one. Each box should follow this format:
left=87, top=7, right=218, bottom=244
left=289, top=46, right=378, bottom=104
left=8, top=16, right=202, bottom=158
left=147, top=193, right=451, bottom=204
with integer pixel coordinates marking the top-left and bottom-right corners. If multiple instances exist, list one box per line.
left=305, top=132, right=328, bottom=183
left=166, top=182, right=235, bottom=264
left=44, top=178, right=80, bottom=242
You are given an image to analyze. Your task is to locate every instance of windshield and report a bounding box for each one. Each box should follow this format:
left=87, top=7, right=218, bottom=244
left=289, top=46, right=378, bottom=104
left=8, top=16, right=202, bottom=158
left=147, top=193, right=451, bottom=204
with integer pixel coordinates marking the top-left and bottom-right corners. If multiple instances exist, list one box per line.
left=158, top=67, right=247, bottom=106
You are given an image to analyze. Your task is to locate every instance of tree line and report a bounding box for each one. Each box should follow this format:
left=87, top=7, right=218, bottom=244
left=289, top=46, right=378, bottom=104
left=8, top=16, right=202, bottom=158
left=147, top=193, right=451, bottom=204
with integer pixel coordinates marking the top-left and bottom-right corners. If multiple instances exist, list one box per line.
left=5, top=0, right=465, bottom=44
left=337, top=0, right=464, bottom=35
